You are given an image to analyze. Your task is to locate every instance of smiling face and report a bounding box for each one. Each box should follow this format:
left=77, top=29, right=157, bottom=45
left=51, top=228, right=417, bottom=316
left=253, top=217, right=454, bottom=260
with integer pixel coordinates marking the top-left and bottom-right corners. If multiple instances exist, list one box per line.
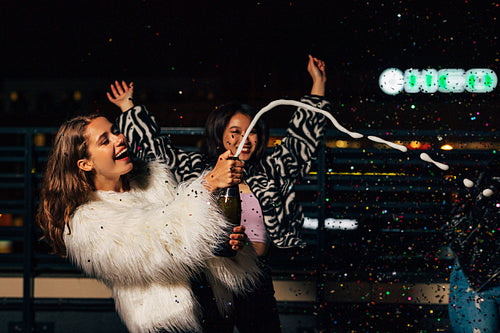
left=222, top=112, right=258, bottom=161
left=77, top=117, right=133, bottom=191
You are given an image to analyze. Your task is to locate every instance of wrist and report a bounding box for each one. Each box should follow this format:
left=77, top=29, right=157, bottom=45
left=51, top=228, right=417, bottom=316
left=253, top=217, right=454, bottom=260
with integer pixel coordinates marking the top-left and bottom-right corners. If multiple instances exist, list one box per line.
left=204, top=173, right=219, bottom=192
left=310, top=84, right=325, bottom=96
left=120, top=101, right=134, bottom=113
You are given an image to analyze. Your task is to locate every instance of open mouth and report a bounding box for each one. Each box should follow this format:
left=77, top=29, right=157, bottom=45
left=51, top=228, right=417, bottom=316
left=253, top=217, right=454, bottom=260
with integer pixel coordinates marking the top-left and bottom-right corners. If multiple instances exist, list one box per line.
left=114, top=148, right=129, bottom=160
left=240, top=146, right=252, bottom=153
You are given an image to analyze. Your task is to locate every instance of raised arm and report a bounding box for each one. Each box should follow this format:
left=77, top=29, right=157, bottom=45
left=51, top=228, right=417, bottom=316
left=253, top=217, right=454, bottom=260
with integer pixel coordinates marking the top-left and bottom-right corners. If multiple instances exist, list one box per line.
left=107, top=82, right=246, bottom=250
left=107, top=81, right=205, bottom=182
left=265, top=56, right=330, bottom=181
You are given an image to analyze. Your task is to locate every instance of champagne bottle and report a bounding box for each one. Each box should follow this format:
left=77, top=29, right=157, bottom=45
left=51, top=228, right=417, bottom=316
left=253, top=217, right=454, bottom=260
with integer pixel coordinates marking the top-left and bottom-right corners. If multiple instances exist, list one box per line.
left=215, top=185, right=241, bottom=257
left=218, top=185, right=241, bottom=225
left=215, top=157, right=242, bottom=257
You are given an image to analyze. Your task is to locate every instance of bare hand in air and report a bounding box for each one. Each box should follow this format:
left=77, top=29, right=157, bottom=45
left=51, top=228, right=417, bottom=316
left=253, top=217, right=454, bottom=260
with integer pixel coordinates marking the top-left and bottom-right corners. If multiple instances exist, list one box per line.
left=307, top=55, right=326, bottom=96
left=107, top=80, right=134, bottom=112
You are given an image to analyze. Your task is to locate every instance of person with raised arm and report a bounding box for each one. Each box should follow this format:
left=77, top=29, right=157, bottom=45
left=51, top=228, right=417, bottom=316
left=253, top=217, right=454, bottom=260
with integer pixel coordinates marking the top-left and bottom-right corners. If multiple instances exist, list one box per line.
left=110, top=55, right=329, bottom=332
left=36, top=111, right=260, bottom=333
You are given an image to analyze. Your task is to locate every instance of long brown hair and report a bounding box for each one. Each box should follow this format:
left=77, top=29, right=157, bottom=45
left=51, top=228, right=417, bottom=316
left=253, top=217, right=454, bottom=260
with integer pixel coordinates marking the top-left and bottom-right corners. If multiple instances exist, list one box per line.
left=36, top=114, right=102, bottom=256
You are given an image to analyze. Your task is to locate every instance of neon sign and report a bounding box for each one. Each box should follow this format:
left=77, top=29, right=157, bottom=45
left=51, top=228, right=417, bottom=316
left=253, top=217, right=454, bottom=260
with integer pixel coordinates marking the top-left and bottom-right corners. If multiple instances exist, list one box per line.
left=379, top=68, right=497, bottom=95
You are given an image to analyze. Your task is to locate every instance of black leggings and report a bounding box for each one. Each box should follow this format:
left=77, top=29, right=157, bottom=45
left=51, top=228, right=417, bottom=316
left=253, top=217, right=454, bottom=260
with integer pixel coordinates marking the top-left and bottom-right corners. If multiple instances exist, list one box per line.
left=191, top=273, right=234, bottom=333
left=191, top=257, right=282, bottom=333
left=233, top=257, right=282, bottom=333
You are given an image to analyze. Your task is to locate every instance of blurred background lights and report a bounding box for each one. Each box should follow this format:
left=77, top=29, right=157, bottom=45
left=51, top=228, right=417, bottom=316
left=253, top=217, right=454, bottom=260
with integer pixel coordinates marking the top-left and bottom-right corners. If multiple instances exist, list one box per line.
left=409, top=141, right=422, bottom=149
left=380, top=68, right=497, bottom=94
left=336, top=140, right=348, bottom=148
left=10, top=91, right=18, bottom=102
left=303, top=217, right=359, bottom=230
left=73, top=90, right=82, bottom=102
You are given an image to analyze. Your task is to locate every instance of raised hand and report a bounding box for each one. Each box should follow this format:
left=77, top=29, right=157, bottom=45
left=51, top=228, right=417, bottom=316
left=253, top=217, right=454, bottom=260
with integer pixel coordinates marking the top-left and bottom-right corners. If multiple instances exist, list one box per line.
left=307, top=55, right=326, bottom=96
left=107, top=80, right=134, bottom=112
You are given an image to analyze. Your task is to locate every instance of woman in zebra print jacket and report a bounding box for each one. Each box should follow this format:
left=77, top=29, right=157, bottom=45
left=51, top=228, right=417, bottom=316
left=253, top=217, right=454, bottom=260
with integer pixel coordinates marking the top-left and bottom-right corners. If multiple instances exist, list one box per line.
left=108, top=55, right=330, bottom=332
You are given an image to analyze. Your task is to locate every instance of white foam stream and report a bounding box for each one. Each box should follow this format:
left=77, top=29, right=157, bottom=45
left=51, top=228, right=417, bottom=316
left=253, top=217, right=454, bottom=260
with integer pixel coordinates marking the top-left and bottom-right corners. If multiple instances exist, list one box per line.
left=234, top=99, right=363, bottom=157
left=367, top=135, right=407, bottom=152
left=420, top=153, right=449, bottom=171
left=463, top=178, right=474, bottom=188
left=482, top=189, right=493, bottom=197
left=234, top=99, right=473, bottom=186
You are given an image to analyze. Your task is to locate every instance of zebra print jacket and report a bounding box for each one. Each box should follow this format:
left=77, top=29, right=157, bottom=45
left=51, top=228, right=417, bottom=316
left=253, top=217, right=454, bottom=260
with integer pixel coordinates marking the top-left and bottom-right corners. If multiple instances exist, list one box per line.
left=116, top=95, right=330, bottom=248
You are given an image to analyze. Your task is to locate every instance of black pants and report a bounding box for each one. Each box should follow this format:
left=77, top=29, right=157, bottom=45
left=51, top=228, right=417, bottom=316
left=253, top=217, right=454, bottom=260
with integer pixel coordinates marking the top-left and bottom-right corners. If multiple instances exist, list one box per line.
left=191, top=257, right=282, bottom=333
left=233, top=256, right=282, bottom=333
left=191, top=273, right=234, bottom=333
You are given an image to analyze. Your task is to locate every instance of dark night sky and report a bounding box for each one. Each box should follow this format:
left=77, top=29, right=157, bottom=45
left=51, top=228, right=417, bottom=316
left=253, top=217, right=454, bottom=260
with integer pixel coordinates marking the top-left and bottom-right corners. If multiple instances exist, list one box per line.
left=2, top=1, right=497, bottom=77
left=0, top=0, right=498, bottom=130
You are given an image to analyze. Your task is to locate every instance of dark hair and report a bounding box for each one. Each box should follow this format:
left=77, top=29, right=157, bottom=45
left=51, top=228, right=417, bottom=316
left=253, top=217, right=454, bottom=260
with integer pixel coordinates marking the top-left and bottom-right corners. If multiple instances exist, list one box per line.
left=201, top=103, right=269, bottom=165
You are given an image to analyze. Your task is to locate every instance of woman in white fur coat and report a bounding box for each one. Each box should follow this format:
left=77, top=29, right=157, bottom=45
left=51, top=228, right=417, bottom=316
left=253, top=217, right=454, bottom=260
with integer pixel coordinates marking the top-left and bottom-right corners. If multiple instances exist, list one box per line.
left=36, top=113, right=261, bottom=333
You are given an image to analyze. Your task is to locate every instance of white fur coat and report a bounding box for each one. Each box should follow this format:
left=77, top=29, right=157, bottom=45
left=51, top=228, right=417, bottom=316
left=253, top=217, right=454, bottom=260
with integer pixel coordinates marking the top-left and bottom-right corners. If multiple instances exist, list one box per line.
left=64, top=162, right=260, bottom=333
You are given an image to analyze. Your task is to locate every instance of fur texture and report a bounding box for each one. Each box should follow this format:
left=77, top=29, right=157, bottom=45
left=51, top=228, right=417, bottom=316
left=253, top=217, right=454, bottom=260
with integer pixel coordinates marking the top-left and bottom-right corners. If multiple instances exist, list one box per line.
left=64, top=162, right=260, bottom=333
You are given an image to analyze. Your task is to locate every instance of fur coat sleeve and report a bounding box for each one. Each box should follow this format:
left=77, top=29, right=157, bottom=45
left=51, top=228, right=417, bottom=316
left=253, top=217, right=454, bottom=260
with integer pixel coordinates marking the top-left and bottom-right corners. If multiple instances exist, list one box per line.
left=64, top=162, right=259, bottom=290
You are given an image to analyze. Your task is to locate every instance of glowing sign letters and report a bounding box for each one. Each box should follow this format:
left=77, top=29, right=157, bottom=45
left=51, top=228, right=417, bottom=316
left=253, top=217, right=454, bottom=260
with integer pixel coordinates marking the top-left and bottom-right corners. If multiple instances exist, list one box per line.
left=379, top=68, right=497, bottom=95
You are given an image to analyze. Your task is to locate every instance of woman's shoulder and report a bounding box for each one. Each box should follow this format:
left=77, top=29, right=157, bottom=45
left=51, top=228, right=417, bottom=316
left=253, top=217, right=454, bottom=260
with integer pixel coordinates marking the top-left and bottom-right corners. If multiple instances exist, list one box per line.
left=65, top=199, right=105, bottom=243
left=69, top=196, right=109, bottom=225
left=67, top=193, right=139, bottom=240
left=129, top=160, right=177, bottom=190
